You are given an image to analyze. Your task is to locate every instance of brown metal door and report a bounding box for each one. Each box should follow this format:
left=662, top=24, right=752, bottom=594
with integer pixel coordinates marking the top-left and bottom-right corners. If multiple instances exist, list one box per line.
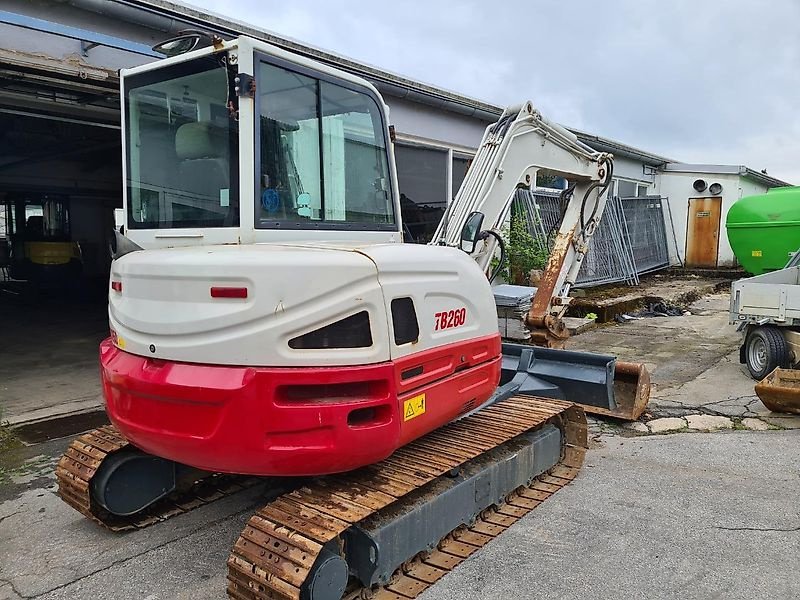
left=686, top=197, right=722, bottom=267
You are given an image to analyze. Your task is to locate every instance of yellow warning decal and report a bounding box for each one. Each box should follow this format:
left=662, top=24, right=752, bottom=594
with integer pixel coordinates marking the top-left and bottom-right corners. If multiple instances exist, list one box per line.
left=116, top=336, right=126, bottom=349
left=752, top=250, right=763, bottom=257
left=403, top=393, right=426, bottom=421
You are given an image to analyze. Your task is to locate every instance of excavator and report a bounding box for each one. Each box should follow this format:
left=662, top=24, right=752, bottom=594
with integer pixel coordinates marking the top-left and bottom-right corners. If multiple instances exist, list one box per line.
left=56, top=34, right=650, bottom=600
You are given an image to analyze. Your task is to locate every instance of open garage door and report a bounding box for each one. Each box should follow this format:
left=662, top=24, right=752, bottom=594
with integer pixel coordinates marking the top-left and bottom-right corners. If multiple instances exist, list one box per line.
left=0, top=50, right=122, bottom=294
left=0, top=38, right=126, bottom=431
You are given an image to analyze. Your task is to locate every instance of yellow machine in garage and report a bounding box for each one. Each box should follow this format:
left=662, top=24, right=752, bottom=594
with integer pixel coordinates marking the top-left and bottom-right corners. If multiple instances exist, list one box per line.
left=3, top=193, right=82, bottom=289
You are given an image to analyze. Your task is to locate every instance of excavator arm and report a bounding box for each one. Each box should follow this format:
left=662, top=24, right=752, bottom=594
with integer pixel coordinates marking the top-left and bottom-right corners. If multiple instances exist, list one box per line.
left=431, top=101, right=614, bottom=348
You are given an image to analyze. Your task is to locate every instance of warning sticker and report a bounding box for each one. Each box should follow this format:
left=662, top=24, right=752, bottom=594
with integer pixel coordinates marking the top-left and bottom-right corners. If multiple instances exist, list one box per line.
left=752, top=250, right=763, bottom=257
left=403, top=394, right=426, bottom=422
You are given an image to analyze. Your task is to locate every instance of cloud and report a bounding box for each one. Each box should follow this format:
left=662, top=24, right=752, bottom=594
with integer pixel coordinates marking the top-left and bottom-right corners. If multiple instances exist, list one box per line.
left=191, top=0, right=800, bottom=183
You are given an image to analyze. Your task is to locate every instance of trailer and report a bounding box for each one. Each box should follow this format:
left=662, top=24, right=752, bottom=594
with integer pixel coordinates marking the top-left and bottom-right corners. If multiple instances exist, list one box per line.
left=730, top=252, right=800, bottom=379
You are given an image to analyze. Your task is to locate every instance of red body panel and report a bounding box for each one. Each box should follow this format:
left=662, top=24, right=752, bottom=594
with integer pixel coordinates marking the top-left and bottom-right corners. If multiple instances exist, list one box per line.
left=101, top=334, right=501, bottom=476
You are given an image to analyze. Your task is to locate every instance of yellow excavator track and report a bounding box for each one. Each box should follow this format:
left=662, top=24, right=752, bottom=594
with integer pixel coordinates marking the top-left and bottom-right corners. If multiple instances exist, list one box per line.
left=227, top=396, right=587, bottom=600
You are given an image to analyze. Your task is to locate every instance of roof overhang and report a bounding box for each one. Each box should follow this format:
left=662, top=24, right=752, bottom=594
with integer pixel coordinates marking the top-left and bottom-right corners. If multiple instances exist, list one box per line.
left=662, top=163, right=790, bottom=188
left=112, top=0, right=502, bottom=121
left=567, top=128, right=673, bottom=166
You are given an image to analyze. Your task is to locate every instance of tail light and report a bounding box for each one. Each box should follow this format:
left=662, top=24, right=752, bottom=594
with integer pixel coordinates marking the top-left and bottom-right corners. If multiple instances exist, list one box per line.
left=210, top=286, right=248, bottom=299
left=111, top=281, right=122, bottom=293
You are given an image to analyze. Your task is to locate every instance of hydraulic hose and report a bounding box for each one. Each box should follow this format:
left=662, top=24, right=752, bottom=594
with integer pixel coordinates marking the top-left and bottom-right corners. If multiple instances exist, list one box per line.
left=482, top=229, right=506, bottom=284
left=578, top=156, right=614, bottom=238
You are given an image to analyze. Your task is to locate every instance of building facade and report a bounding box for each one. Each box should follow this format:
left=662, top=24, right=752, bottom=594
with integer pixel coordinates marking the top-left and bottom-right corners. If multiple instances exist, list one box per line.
left=0, top=0, right=791, bottom=277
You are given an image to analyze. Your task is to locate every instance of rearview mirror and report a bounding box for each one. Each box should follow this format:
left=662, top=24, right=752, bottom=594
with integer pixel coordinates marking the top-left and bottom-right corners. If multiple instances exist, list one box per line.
left=460, top=211, right=485, bottom=254
left=110, top=229, right=144, bottom=261
left=151, top=30, right=213, bottom=56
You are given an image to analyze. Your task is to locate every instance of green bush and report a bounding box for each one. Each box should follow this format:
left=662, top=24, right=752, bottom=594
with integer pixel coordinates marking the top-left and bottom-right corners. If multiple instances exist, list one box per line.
left=495, top=217, right=549, bottom=284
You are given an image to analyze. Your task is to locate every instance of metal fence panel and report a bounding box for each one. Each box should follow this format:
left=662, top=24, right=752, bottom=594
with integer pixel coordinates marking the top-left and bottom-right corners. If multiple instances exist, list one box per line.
left=512, top=190, right=670, bottom=287
left=619, top=196, right=671, bottom=274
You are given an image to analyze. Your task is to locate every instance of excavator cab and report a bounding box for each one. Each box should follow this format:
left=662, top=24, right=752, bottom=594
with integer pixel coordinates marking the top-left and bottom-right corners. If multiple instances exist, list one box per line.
left=122, top=38, right=399, bottom=251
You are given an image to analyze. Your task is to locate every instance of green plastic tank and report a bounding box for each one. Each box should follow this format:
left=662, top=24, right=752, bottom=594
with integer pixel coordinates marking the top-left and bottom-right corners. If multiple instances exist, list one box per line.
left=726, top=186, right=800, bottom=274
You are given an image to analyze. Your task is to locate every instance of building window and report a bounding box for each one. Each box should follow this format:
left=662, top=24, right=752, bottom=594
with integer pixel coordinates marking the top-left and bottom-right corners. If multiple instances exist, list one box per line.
left=395, top=144, right=448, bottom=243
left=452, top=155, right=471, bottom=198
left=637, top=184, right=649, bottom=197
left=616, top=179, right=637, bottom=198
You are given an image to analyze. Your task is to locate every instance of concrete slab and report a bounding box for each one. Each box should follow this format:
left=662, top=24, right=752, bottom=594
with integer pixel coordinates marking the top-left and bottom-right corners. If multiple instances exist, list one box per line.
left=741, top=418, right=770, bottom=431
left=570, top=294, right=738, bottom=395
left=2, top=431, right=796, bottom=600
left=0, top=301, right=106, bottom=424
left=421, top=431, right=800, bottom=600
left=647, top=417, right=686, bottom=433
left=562, top=316, right=595, bottom=335
left=761, top=415, right=800, bottom=430
left=685, top=414, right=733, bottom=430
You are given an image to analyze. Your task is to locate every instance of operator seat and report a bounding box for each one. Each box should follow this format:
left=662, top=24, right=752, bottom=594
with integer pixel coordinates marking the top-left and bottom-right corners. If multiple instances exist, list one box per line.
left=175, top=122, right=230, bottom=199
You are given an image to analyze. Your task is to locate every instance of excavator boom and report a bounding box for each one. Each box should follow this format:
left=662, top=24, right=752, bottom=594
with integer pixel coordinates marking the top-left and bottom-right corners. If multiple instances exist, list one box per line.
left=433, top=102, right=614, bottom=347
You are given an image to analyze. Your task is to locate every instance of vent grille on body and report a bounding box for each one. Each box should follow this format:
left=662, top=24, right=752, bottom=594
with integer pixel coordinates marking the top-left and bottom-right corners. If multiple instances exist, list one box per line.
left=288, top=311, right=373, bottom=349
left=391, top=297, right=419, bottom=345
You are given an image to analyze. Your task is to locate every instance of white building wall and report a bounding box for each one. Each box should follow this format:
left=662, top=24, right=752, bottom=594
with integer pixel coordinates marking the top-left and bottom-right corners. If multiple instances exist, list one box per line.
left=384, top=97, right=490, bottom=151
left=612, top=154, right=656, bottom=188
left=656, top=171, right=771, bottom=267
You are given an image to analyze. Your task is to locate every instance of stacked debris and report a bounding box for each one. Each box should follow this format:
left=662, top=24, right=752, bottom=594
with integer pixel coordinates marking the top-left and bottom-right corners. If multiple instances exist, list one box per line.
left=493, top=284, right=537, bottom=340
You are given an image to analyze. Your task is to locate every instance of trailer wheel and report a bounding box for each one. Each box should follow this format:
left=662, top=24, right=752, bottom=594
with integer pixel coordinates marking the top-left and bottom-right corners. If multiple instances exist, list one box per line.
left=745, top=327, right=789, bottom=380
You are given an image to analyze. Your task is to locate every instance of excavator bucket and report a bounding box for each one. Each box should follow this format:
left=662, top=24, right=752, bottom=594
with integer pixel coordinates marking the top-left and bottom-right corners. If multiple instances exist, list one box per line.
left=593, top=360, right=651, bottom=421
left=754, top=367, right=800, bottom=414
left=497, top=343, right=650, bottom=420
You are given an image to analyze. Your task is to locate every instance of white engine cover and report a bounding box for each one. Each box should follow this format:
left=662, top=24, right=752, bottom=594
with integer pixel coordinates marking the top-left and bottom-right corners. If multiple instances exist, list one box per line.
left=109, top=242, right=498, bottom=367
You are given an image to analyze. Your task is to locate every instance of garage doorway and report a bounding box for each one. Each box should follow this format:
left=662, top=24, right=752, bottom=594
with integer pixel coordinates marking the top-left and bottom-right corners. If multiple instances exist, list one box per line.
left=685, top=197, right=722, bottom=267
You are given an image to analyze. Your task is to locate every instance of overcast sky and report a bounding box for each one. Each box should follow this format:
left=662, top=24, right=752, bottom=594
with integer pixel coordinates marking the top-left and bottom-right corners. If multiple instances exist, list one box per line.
left=193, top=0, right=799, bottom=183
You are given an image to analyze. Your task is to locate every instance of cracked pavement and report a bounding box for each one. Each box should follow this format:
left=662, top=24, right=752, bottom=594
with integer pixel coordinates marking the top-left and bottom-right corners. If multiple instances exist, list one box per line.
left=1, top=291, right=799, bottom=599
left=573, top=293, right=800, bottom=429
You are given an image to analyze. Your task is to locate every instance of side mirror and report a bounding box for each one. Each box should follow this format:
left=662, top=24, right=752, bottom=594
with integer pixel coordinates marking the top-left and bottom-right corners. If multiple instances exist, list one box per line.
left=110, top=229, right=144, bottom=261
left=460, top=211, right=485, bottom=254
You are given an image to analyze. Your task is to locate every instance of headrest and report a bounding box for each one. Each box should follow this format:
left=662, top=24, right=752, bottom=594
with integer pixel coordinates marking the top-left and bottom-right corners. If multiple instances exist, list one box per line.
left=175, top=122, right=228, bottom=160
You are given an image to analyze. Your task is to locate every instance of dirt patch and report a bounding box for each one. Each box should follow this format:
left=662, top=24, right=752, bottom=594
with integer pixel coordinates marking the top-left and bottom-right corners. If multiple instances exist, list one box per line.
left=568, top=274, right=730, bottom=322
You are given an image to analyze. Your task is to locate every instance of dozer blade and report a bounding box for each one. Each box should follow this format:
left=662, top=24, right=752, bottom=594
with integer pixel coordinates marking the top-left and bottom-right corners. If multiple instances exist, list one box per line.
left=226, top=397, right=587, bottom=600
left=497, top=343, right=650, bottom=421
left=754, top=367, right=800, bottom=414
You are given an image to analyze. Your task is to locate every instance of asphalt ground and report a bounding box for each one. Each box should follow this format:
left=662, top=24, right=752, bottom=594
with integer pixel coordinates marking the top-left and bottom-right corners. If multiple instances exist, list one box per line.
left=1, top=429, right=798, bottom=600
